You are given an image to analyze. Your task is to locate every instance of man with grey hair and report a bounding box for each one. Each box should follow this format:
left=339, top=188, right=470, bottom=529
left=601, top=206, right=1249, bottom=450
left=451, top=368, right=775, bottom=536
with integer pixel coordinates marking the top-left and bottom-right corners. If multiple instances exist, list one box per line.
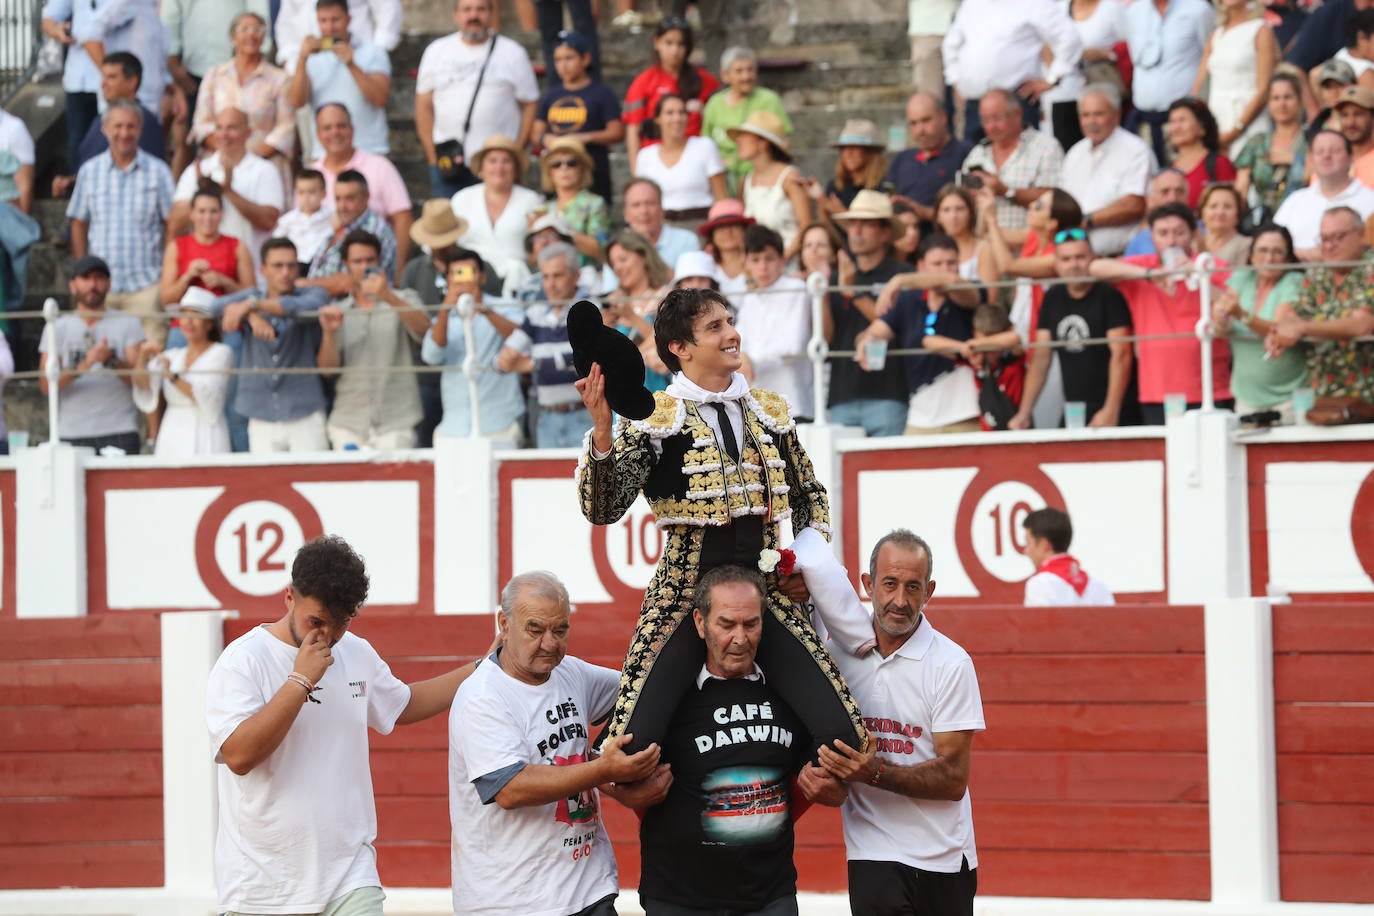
left=788, top=526, right=986, bottom=915
left=497, top=241, right=596, bottom=447
left=1061, top=84, right=1157, bottom=256
left=960, top=88, right=1064, bottom=231
left=68, top=99, right=175, bottom=346
left=448, top=569, right=667, bottom=916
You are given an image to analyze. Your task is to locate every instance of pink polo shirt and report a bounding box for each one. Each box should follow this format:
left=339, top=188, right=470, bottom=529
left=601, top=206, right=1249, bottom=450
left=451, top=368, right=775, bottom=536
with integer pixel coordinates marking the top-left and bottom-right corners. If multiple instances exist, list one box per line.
left=1116, top=255, right=1233, bottom=405
left=313, top=149, right=413, bottom=219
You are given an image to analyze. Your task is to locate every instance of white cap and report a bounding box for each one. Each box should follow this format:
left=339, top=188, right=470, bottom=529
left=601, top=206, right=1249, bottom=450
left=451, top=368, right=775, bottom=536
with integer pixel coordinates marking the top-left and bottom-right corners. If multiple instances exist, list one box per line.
left=673, top=250, right=721, bottom=285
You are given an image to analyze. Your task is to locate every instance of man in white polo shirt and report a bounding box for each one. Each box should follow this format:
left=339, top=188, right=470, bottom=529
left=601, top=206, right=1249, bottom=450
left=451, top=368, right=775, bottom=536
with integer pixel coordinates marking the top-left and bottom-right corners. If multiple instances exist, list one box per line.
left=1061, top=83, right=1156, bottom=256
left=1275, top=129, right=1374, bottom=261
left=791, top=527, right=985, bottom=916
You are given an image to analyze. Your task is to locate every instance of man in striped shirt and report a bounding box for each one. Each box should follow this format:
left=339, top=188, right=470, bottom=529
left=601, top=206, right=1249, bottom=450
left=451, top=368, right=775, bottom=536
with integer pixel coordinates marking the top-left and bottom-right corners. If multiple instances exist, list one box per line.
left=496, top=242, right=596, bottom=447
left=68, top=99, right=175, bottom=345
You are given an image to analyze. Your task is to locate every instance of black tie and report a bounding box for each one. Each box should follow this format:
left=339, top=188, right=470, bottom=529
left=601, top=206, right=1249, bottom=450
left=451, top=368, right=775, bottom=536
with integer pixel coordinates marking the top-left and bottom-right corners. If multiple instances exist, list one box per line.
left=707, top=403, right=740, bottom=461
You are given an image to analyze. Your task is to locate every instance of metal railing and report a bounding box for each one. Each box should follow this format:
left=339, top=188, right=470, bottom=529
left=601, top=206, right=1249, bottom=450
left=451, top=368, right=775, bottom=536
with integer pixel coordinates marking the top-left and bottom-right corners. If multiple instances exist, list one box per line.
left=0, top=0, right=42, bottom=107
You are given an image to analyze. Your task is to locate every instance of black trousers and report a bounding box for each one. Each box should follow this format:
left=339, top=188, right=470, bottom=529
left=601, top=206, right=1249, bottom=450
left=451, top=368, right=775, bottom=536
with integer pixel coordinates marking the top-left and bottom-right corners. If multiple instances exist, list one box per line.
left=847, top=858, right=977, bottom=916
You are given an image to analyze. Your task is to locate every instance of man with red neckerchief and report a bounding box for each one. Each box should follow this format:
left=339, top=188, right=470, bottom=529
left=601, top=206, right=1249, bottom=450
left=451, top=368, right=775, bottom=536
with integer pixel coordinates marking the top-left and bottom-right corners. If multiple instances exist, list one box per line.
left=1021, top=507, right=1115, bottom=606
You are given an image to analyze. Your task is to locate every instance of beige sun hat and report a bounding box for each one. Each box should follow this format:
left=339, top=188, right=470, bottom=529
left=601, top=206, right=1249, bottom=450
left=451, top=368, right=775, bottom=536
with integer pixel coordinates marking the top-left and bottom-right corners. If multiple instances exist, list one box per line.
left=410, top=198, right=471, bottom=249
left=726, top=110, right=792, bottom=161
left=831, top=189, right=900, bottom=230
left=470, top=134, right=529, bottom=176
left=831, top=118, right=886, bottom=149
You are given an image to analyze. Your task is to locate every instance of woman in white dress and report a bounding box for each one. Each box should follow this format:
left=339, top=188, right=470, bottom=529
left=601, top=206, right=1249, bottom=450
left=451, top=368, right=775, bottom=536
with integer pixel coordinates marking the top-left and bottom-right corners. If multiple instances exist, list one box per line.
left=1192, top=0, right=1280, bottom=159
left=132, top=289, right=233, bottom=457
left=450, top=135, right=545, bottom=292
left=633, top=94, right=727, bottom=225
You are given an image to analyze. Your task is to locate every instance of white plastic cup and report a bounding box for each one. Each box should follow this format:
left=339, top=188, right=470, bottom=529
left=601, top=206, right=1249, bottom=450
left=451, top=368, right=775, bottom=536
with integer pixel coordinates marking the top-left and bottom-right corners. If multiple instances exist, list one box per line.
left=1292, top=387, right=1315, bottom=425
left=1164, top=393, right=1188, bottom=420
left=6, top=430, right=29, bottom=451
left=864, top=339, right=888, bottom=372
left=1064, top=401, right=1087, bottom=429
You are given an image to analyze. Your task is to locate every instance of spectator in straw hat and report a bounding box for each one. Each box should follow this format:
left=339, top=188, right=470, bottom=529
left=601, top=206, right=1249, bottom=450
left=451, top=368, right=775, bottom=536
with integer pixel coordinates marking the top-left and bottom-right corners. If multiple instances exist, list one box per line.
left=810, top=118, right=894, bottom=221
left=828, top=190, right=915, bottom=437
left=539, top=136, right=610, bottom=266
left=732, top=110, right=811, bottom=259
left=696, top=198, right=754, bottom=295
left=451, top=134, right=546, bottom=291
left=402, top=198, right=473, bottom=446
left=702, top=46, right=793, bottom=194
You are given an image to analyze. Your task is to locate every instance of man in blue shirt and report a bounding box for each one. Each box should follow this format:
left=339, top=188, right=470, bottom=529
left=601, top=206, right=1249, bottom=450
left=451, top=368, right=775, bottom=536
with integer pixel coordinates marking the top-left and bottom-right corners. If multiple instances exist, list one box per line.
left=421, top=247, right=527, bottom=443
left=51, top=52, right=166, bottom=198
left=1287, top=0, right=1370, bottom=72
left=286, top=0, right=391, bottom=160
left=212, top=237, right=333, bottom=453
left=885, top=93, right=972, bottom=226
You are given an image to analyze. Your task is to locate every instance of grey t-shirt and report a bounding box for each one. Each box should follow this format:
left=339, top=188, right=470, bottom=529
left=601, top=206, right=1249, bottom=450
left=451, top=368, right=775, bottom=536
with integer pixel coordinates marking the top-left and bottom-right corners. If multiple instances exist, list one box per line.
left=38, top=312, right=145, bottom=438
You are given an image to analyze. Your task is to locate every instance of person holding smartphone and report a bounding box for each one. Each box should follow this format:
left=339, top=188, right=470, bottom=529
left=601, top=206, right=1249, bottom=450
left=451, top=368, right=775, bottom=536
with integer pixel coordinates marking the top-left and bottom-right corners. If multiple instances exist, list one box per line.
left=420, top=248, right=528, bottom=443
left=317, top=228, right=432, bottom=449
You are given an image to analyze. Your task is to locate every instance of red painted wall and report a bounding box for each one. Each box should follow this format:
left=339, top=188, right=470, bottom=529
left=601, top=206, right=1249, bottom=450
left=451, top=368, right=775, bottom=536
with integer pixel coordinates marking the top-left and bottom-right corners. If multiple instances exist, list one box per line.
left=0, top=615, right=163, bottom=887
left=1273, top=604, right=1374, bottom=902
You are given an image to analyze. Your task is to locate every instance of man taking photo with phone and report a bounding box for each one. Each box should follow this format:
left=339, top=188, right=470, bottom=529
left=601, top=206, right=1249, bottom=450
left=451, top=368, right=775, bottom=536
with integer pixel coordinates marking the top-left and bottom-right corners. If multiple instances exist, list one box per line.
left=421, top=246, right=528, bottom=444
left=318, top=228, right=432, bottom=449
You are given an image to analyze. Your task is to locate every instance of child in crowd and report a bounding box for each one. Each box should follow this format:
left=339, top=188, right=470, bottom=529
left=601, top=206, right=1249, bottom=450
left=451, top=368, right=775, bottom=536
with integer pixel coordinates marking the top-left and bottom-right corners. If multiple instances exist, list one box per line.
left=273, top=170, right=335, bottom=273
left=734, top=225, right=814, bottom=419
left=963, top=304, right=1026, bottom=431
left=532, top=31, right=624, bottom=205
left=623, top=18, right=720, bottom=170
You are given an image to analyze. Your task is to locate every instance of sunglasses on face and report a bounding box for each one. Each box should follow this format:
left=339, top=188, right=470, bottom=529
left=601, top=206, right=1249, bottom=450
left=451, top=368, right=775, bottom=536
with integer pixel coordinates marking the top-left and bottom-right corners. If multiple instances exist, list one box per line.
left=548, top=158, right=580, bottom=170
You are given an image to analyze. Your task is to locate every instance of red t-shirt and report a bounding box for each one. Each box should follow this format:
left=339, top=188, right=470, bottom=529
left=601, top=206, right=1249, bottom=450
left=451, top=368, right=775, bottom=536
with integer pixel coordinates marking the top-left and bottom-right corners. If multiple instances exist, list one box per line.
left=971, top=354, right=1027, bottom=430
left=176, top=233, right=241, bottom=295
left=1116, top=254, right=1232, bottom=404
left=1020, top=232, right=1055, bottom=334
left=1181, top=154, right=1237, bottom=210
left=623, top=65, right=721, bottom=143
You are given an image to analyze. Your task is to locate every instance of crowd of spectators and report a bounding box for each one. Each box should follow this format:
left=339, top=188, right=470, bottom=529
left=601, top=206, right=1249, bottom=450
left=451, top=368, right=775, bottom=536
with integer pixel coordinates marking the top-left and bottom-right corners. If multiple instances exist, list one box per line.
left=3, top=0, right=1374, bottom=456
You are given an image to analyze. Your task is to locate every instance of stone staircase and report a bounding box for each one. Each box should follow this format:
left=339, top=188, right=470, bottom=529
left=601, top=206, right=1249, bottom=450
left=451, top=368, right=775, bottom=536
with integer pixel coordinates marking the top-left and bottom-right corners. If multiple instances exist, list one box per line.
left=4, top=0, right=913, bottom=440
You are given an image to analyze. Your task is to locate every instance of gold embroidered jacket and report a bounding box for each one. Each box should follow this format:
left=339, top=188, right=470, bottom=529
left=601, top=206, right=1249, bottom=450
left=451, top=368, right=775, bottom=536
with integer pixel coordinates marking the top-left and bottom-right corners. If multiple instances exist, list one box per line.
left=578, top=388, right=832, bottom=538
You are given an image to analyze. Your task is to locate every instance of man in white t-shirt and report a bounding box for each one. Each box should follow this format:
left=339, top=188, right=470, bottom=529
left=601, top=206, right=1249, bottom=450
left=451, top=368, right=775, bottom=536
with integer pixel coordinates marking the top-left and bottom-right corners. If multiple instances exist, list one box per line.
left=414, top=0, right=539, bottom=196
left=206, top=535, right=485, bottom=916
left=171, top=107, right=283, bottom=269
left=1021, top=507, right=1115, bottom=606
left=791, top=526, right=985, bottom=915
left=448, top=570, right=667, bottom=916
left=1275, top=129, right=1374, bottom=260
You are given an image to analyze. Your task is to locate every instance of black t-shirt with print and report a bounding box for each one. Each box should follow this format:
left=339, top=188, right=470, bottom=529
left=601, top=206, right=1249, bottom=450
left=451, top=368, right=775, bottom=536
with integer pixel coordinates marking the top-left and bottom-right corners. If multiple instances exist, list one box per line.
left=1036, top=281, right=1133, bottom=414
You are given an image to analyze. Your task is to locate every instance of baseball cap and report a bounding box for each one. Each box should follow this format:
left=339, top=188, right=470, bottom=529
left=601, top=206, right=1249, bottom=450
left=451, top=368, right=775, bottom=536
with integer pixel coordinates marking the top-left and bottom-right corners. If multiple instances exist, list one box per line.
left=1319, top=59, right=1357, bottom=87
left=556, top=30, right=592, bottom=55
left=72, top=255, right=110, bottom=277
left=1335, top=85, right=1374, bottom=112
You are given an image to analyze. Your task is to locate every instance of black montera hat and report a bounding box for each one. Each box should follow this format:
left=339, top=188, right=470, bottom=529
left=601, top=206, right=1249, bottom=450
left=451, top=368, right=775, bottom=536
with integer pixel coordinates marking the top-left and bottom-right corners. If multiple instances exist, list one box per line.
left=567, top=300, right=656, bottom=421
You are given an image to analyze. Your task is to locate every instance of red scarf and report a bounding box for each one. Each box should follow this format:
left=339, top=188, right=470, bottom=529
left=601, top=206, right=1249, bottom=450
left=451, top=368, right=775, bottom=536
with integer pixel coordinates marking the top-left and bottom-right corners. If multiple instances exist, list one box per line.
left=1039, top=554, right=1088, bottom=596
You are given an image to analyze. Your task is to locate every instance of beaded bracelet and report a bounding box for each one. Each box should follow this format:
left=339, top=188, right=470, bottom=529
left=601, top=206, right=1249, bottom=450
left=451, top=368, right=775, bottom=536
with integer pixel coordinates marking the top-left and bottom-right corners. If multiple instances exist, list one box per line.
left=869, top=762, right=884, bottom=787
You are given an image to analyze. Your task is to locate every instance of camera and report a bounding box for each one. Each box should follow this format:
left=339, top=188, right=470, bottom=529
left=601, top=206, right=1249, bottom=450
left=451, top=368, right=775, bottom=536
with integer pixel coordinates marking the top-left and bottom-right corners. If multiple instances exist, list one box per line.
left=449, top=263, right=476, bottom=284
left=956, top=170, right=984, bottom=190
left=320, top=37, right=335, bottom=50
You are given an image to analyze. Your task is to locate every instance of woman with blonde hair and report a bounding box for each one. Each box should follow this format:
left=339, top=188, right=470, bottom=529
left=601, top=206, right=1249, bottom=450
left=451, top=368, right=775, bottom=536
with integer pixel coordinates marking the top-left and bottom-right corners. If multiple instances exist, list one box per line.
left=1198, top=182, right=1252, bottom=265
left=539, top=137, right=609, bottom=265
left=809, top=119, right=890, bottom=220
left=605, top=230, right=674, bottom=386
left=1191, top=0, right=1280, bottom=158
left=933, top=184, right=999, bottom=284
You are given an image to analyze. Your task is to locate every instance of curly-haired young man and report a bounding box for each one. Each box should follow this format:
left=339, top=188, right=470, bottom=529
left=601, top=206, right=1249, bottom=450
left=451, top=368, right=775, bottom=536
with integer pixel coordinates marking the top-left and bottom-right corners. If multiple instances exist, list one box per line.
left=206, top=535, right=485, bottom=916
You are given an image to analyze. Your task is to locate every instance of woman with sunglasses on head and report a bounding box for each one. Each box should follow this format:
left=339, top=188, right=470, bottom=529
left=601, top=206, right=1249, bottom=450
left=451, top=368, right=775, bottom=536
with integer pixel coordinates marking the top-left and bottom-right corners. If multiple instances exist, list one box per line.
left=1211, top=223, right=1307, bottom=424
left=634, top=93, right=727, bottom=227
left=1198, top=183, right=1252, bottom=266
left=623, top=18, right=721, bottom=172
left=1166, top=97, right=1237, bottom=210
left=1234, top=72, right=1309, bottom=221
left=539, top=137, right=609, bottom=266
